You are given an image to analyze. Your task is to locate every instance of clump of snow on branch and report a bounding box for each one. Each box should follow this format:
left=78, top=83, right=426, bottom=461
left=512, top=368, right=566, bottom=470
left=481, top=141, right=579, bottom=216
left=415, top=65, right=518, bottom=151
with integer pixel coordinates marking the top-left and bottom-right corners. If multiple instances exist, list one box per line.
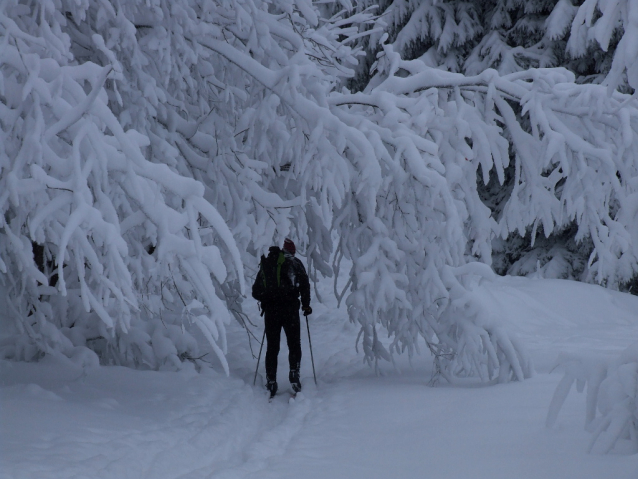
left=546, top=343, right=638, bottom=454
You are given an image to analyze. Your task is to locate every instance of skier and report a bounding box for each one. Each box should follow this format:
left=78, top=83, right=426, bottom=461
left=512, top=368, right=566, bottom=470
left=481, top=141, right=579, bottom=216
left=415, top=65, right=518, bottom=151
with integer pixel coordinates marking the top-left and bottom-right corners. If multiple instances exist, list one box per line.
left=252, top=238, right=312, bottom=398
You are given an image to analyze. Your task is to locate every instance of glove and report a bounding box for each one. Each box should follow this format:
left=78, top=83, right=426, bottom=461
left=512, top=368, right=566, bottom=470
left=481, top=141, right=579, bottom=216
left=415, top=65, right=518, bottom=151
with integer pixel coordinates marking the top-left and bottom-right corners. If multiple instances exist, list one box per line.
left=302, top=305, right=312, bottom=316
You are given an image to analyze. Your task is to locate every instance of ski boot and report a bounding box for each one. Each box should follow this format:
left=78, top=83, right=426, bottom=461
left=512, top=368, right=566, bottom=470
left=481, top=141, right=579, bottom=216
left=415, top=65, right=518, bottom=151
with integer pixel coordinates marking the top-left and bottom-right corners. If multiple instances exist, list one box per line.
left=289, top=369, right=301, bottom=394
left=266, top=378, right=278, bottom=400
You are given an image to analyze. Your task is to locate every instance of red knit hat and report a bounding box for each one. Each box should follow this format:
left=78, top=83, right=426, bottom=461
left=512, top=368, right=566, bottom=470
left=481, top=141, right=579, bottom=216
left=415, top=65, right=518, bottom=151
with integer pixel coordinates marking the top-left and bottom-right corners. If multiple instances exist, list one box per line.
left=283, top=238, right=296, bottom=255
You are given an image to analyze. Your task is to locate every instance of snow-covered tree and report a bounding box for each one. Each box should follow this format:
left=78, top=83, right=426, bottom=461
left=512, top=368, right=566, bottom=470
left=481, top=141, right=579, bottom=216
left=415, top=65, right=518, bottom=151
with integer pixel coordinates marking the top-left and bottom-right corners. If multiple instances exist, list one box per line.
left=333, top=40, right=638, bottom=381
left=346, top=0, right=638, bottom=289
left=353, top=0, right=634, bottom=90
left=1, top=0, right=637, bottom=387
left=0, top=0, right=375, bottom=370
left=0, top=1, right=246, bottom=371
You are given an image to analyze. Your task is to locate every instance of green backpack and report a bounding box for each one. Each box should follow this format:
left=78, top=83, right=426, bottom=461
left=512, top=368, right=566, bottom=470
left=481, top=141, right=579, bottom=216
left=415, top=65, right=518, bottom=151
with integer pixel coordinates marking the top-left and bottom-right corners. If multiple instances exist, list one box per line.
left=258, top=247, right=295, bottom=300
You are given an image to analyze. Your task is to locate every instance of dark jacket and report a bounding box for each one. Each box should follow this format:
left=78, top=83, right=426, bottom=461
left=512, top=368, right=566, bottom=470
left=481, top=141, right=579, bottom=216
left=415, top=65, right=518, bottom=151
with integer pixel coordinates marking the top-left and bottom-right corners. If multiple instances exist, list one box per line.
left=252, top=247, right=310, bottom=312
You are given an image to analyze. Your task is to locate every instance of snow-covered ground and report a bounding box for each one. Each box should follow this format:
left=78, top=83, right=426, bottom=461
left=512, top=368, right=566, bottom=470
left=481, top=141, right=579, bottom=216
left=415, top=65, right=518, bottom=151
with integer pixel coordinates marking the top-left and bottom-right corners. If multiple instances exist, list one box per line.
left=2, top=275, right=638, bottom=479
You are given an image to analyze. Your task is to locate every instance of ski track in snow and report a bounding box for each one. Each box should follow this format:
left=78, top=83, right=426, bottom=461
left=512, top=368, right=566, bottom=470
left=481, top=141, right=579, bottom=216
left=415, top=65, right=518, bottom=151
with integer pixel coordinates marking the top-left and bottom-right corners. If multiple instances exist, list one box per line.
left=2, top=276, right=638, bottom=478
left=1, top=360, right=313, bottom=479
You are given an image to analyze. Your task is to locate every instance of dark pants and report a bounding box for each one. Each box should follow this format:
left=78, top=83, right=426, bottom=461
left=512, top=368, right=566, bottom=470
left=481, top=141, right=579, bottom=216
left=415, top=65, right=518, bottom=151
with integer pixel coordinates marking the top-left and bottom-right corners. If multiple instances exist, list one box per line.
left=264, top=304, right=301, bottom=382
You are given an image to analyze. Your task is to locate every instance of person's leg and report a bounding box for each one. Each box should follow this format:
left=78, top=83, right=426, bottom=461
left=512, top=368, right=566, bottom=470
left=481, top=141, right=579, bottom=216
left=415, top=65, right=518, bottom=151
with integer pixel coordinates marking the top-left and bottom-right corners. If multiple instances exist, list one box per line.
left=264, top=311, right=282, bottom=393
left=282, top=307, right=302, bottom=390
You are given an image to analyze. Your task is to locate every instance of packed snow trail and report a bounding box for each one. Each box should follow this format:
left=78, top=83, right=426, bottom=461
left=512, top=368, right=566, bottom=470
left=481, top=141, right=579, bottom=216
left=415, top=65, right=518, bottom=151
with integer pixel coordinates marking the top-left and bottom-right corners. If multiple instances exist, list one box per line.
left=1, top=356, right=322, bottom=479
left=236, top=276, right=638, bottom=479
left=2, top=276, right=638, bottom=478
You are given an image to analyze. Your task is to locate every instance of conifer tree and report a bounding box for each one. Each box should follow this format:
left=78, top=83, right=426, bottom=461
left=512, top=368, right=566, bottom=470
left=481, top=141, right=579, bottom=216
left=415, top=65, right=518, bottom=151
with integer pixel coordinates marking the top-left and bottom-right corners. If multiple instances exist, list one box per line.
left=349, top=0, right=637, bottom=288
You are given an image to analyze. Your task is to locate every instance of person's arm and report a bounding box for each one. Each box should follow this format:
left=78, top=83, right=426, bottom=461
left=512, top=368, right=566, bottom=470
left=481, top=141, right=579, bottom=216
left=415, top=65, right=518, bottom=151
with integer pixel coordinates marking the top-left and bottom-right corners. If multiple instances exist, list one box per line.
left=252, top=267, right=265, bottom=302
left=294, top=258, right=311, bottom=311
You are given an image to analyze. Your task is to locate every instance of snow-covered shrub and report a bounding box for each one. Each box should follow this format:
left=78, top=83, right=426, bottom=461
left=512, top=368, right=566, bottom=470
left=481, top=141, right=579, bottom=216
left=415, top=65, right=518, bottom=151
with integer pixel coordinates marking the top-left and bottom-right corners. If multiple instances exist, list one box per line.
left=546, top=343, right=638, bottom=454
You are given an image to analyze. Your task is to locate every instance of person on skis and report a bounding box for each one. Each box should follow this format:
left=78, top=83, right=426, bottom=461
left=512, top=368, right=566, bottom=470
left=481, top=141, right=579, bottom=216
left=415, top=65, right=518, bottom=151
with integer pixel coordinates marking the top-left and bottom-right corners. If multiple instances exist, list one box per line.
left=252, top=238, right=312, bottom=397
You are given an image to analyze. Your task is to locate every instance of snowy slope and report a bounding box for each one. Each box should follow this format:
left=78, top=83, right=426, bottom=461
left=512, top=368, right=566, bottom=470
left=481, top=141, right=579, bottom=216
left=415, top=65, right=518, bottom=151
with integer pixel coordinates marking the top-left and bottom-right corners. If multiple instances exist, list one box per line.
left=477, top=276, right=638, bottom=371
left=2, top=276, right=638, bottom=479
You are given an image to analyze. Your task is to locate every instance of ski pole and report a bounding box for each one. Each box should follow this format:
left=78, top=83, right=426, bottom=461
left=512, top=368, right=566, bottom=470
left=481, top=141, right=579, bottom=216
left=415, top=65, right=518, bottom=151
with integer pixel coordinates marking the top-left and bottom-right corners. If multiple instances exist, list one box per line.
left=305, top=314, right=317, bottom=385
left=253, top=328, right=266, bottom=386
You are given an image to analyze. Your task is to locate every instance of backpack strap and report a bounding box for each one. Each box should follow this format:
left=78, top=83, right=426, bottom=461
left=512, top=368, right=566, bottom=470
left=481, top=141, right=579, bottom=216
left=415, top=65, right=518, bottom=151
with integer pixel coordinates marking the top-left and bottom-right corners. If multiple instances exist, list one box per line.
left=259, top=251, right=287, bottom=289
